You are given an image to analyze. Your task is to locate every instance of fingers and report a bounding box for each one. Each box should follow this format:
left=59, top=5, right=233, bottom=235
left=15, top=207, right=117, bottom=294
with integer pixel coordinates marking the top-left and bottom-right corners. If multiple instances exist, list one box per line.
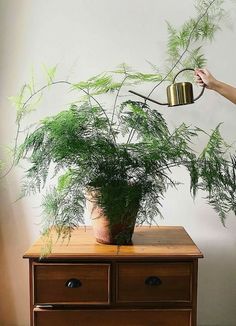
left=194, top=68, right=217, bottom=90
left=196, top=82, right=205, bottom=87
left=195, top=75, right=203, bottom=81
left=194, top=69, right=206, bottom=87
left=195, top=68, right=211, bottom=78
left=195, top=68, right=207, bottom=78
left=195, top=68, right=208, bottom=75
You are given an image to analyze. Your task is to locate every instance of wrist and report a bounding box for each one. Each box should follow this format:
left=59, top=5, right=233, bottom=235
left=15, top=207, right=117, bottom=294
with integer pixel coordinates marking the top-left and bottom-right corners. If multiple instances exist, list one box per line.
left=210, top=79, right=221, bottom=92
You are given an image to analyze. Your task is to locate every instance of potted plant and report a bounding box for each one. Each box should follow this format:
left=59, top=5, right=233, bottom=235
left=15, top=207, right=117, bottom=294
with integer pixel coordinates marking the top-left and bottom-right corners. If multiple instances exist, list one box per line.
left=7, top=0, right=236, bottom=248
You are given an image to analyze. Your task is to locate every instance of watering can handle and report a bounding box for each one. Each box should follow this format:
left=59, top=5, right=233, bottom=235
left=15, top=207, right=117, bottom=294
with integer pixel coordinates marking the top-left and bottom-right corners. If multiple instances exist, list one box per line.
left=173, top=68, right=205, bottom=101
left=129, top=68, right=205, bottom=105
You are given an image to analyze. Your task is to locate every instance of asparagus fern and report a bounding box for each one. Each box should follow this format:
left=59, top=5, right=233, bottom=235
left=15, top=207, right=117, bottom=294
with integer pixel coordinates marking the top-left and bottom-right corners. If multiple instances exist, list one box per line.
left=3, top=0, right=236, bottom=245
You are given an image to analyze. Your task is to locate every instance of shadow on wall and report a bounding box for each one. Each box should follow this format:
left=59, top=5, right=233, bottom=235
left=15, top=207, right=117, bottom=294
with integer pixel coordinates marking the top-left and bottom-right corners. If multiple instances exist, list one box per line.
left=0, top=1, right=40, bottom=324
left=197, top=235, right=236, bottom=326
left=0, top=178, right=30, bottom=326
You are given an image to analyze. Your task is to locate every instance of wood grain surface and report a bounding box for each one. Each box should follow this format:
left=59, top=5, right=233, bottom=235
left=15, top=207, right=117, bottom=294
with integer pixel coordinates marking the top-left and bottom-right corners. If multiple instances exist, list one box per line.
left=24, top=226, right=203, bottom=259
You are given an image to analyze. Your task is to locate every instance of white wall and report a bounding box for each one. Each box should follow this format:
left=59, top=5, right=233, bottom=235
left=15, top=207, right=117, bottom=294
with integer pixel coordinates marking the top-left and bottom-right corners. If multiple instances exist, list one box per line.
left=0, top=0, right=236, bottom=325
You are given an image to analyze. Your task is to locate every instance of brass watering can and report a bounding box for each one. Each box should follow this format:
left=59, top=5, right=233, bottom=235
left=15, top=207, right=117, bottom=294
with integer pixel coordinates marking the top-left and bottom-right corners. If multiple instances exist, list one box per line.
left=129, top=68, right=205, bottom=107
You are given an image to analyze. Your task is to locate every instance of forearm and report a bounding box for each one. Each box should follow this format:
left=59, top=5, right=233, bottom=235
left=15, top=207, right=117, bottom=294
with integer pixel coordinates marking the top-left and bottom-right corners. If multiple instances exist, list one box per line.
left=212, top=80, right=236, bottom=105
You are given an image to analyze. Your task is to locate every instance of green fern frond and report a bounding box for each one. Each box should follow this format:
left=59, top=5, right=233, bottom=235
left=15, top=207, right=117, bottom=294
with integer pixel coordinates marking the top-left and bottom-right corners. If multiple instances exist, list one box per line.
left=200, top=123, right=230, bottom=159
left=10, top=0, right=236, bottom=247
left=42, top=64, right=57, bottom=85
left=127, top=72, right=163, bottom=83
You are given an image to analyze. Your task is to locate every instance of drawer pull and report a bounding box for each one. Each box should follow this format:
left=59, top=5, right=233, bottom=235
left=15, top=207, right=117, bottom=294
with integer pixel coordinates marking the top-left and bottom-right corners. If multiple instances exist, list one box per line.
left=65, top=278, right=82, bottom=288
left=145, top=276, right=162, bottom=286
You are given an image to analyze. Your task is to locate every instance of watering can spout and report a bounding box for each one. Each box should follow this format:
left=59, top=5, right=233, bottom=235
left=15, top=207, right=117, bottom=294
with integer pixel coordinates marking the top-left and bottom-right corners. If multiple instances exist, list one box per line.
left=129, top=68, right=205, bottom=107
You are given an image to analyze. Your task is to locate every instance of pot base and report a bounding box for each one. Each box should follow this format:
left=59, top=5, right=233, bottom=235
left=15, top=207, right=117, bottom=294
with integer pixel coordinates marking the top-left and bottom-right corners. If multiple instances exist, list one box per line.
left=93, top=223, right=135, bottom=245
left=95, top=237, right=133, bottom=245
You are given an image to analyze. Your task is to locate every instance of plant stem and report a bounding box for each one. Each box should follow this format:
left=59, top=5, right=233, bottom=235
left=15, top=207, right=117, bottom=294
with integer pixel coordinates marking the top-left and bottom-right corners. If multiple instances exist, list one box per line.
left=111, top=74, right=128, bottom=125
left=65, top=80, right=118, bottom=144
left=146, top=0, right=217, bottom=99
left=0, top=122, right=21, bottom=179
left=127, top=128, right=136, bottom=144
left=0, top=80, right=118, bottom=179
left=126, top=0, right=217, bottom=145
left=24, top=80, right=117, bottom=144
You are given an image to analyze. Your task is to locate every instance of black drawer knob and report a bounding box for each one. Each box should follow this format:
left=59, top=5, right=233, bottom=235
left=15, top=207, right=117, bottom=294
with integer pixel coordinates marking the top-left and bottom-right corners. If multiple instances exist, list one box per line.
left=145, top=276, right=162, bottom=286
left=65, top=278, right=82, bottom=288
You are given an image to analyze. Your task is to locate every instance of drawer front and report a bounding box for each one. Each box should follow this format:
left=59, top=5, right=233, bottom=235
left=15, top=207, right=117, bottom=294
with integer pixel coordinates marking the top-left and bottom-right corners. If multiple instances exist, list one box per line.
left=34, top=309, right=191, bottom=326
left=34, top=263, right=110, bottom=305
left=117, top=262, right=192, bottom=303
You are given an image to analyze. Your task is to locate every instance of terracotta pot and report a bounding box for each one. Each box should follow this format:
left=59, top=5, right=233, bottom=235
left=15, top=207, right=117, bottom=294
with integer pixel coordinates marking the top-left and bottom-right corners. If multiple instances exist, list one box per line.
left=86, top=191, right=138, bottom=245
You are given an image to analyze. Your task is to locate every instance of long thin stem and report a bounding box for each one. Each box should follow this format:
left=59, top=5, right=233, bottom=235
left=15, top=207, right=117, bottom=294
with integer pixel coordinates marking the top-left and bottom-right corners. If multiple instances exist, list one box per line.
left=0, top=79, right=117, bottom=179
left=23, top=80, right=117, bottom=143
left=146, top=0, right=217, bottom=99
left=126, top=101, right=148, bottom=144
left=0, top=122, right=21, bottom=179
left=126, top=0, right=217, bottom=145
left=70, top=81, right=117, bottom=144
left=127, top=128, right=136, bottom=144
left=111, top=74, right=128, bottom=125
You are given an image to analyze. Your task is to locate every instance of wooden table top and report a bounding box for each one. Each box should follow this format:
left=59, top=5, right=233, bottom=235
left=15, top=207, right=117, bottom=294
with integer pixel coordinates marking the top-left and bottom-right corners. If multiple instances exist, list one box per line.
left=23, top=226, right=203, bottom=259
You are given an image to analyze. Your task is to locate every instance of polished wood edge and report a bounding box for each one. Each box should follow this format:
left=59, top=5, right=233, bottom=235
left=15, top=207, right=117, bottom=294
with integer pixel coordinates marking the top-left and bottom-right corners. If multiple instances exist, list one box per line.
left=24, top=253, right=204, bottom=260
left=29, top=260, right=33, bottom=326
left=34, top=301, right=111, bottom=306
left=182, top=228, right=204, bottom=258
left=23, top=226, right=203, bottom=259
left=191, top=259, right=198, bottom=326
left=33, top=307, right=193, bottom=312
left=32, top=262, right=111, bottom=267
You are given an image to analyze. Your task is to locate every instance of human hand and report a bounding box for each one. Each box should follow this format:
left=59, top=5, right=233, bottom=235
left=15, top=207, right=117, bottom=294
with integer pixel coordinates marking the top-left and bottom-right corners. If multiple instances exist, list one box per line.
left=194, top=68, right=218, bottom=90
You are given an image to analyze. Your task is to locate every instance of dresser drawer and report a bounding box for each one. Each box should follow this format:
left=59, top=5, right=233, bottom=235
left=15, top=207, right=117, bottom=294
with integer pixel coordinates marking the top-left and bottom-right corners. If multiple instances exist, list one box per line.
left=116, top=262, right=192, bottom=303
left=33, top=263, right=110, bottom=305
left=34, top=308, right=191, bottom=326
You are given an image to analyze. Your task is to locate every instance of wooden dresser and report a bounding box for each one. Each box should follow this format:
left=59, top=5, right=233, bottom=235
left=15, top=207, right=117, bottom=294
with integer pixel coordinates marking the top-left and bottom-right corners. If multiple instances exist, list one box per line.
left=23, top=226, right=203, bottom=326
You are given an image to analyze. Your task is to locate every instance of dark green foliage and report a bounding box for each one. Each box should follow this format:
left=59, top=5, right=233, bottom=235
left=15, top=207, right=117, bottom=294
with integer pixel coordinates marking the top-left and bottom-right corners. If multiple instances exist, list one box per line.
left=9, top=0, right=236, bottom=247
left=17, top=98, right=236, bottom=233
